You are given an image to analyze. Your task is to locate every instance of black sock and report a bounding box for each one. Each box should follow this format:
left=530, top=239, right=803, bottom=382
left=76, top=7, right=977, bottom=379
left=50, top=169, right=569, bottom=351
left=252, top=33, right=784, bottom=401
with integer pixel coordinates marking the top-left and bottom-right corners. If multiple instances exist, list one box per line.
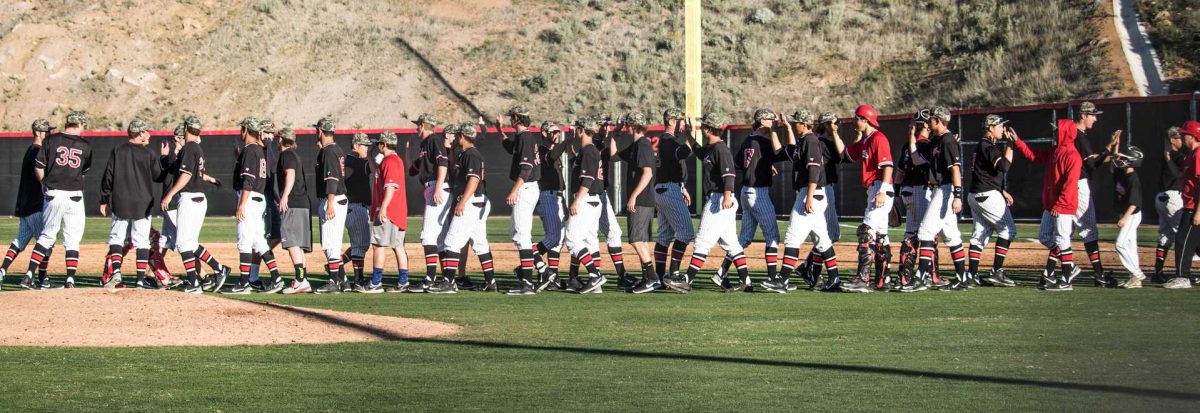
left=993, top=238, right=1010, bottom=270
left=821, top=247, right=840, bottom=280
left=261, top=250, right=280, bottom=283
left=917, top=241, right=935, bottom=277
left=578, top=249, right=598, bottom=275
left=442, top=250, right=461, bottom=281
left=608, top=246, right=626, bottom=276
left=238, top=253, right=253, bottom=285
left=780, top=247, right=800, bottom=280
left=1044, top=247, right=1060, bottom=277
left=196, top=245, right=224, bottom=272
left=949, top=243, right=966, bottom=277
left=765, top=246, right=778, bottom=281
left=107, top=244, right=124, bottom=276
left=518, top=249, right=534, bottom=282
left=1154, top=242, right=1169, bottom=275
left=294, top=264, right=307, bottom=282
left=27, top=244, right=49, bottom=279
left=65, top=250, right=79, bottom=279
left=1084, top=240, right=1104, bottom=274
left=479, top=252, right=495, bottom=282
left=569, top=255, right=580, bottom=280
left=181, top=251, right=198, bottom=286
left=135, top=248, right=149, bottom=283
left=968, top=244, right=983, bottom=275
left=686, top=252, right=707, bottom=281
left=654, top=242, right=668, bottom=277
left=641, top=261, right=657, bottom=283
left=669, top=240, right=688, bottom=274
left=422, top=245, right=439, bottom=278
left=1, top=242, right=20, bottom=271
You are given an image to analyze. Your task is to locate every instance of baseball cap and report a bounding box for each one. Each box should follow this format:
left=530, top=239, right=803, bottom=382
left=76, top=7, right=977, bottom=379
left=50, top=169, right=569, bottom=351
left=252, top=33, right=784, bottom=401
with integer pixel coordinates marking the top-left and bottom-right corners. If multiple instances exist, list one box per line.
left=458, top=122, right=478, bottom=138
left=930, top=106, right=951, bottom=122
left=788, top=110, right=813, bottom=124
left=259, top=119, right=276, bottom=134
left=173, top=125, right=185, bottom=139
left=443, top=123, right=460, bottom=136
left=1078, top=101, right=1103, bottom=115
left=817, top=112, right=838, bottom=124
left=126, top=118, right=151, bottom=135
left=983, top=114, right=1009, bottom=128
left=65, top=111, right=89, bottom=127
left=182, top=115, right=202, bottom=133
left=697, top=113, right=727, bottom=130
left=312, top=116, right=336, bottom=133
left=31, top=119, right=54, bottom=133
left=508, top=105, right=531, bottom=117
left=1167, top=126, right=1181, bottom=140
left=279, top=127, right=296, bottom=141
left=623, top=111, right=647, bottom=128
left=753, top=108, right=777, bottom=122
left=240, top=116, right=262, bottom=133
left=663, top=108, right=684, bottom=121
left=352, top=132, right=371, bottom=145
left=540, top=121, right=561, bottom=133
left=411, top=113, right=439, bottom=126
left=378, top=130, right=398, bottom=145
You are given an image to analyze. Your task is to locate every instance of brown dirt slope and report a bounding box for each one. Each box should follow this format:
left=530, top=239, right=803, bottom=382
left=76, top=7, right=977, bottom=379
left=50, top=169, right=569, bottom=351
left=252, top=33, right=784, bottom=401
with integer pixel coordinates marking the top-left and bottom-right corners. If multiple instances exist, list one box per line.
left=0, top=0, right=1120, bottom=130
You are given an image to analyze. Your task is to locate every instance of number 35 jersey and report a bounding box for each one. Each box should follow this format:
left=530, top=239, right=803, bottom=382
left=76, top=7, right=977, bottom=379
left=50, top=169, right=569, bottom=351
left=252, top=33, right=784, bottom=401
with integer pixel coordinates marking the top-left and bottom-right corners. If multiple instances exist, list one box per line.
left=36, top=132, right=93, bottom=192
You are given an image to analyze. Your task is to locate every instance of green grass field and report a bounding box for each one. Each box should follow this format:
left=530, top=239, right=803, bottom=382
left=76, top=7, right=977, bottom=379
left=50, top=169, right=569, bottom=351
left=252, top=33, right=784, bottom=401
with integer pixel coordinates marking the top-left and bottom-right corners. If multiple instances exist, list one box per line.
left=0, top=217, right=1196, bottom=412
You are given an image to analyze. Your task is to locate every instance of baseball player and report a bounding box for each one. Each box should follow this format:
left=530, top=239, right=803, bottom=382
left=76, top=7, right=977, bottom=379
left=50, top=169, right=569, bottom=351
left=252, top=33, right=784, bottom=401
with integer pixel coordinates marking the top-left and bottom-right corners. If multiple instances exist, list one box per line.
left=17, top=111, right=92, bottom=290
left=840, top=105, right=894, bottom=293
left=1165, top=121, right=1200, bottom=289
left=653, top=109, right=696, bottom=282
left=533, top=121, right=569, bottom=291
left=1071, top=102, right=1121, bottom=287
left=250, top=119, right=281, bottom=290
left=966, top=115, right=1018, bottom=287
left=148, top=124, right=186, bottom=285
left=565, top=118, right=608, bottom=294
left=795, top=112, right=847, bottom=289
left=1111, top=146, right=1147, bottom=288
left=223, top=117, right=283, bottom=294
left=98, top=118, right=164, bottom=289
left=894, top=109, right=934, bottom=290
left=612, top=111, right=660, bottom=294
left=593, top=114, right=629, bottom=288
left=275, top=128, right=315, bottom=294
left=0, top=119, right=53, bottom=287
left=343, top=132, right=375, bottom=289
left=663, top=113, right=752, bottom=293
left=911, top=106, right=969, bottom=291
left=765, top=110, right=841, bottom=293
left=432, top=123, right=496, bottom=294
left=498, top=106, right=542, bottom=294
left=313, top=116, right=350, bottom=294
left=1152, top=126, right=1187, bottom=283
left=160, top=115, right=231, bottom=293
left=369, top=131, right=411, bottom=293
left=407, top=113, right=448, bottom=291
left=716, top=109, right=783, bottom=285
left=1012, top=119, right=1083, bottom=291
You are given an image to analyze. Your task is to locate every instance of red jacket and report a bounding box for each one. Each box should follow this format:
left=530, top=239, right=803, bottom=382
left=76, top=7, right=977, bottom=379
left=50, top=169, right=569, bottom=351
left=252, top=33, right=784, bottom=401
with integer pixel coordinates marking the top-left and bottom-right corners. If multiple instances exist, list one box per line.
left=1013, top=119, right=1081, bottom=215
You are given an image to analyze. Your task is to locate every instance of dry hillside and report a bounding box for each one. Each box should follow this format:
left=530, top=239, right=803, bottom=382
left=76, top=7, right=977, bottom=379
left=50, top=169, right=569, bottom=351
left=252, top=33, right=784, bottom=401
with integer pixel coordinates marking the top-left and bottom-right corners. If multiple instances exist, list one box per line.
left=0, top=0, right=1121, bottom=130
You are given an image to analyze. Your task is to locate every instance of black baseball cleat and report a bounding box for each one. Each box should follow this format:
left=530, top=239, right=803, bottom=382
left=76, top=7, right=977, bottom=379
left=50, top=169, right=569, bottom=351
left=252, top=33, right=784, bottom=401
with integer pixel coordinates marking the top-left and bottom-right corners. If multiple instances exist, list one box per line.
left=1063, top=266, right=1081, bottom=285
left=759, top=277, right=784, bottom=291
left=818, top=276, right=843, bottom=292
left=1094, top=272, right=1118, bottom=288
left=564, top=277, right=583, bottom=293
left=663, top=274, right=692, bottom=293
left=1043, top=279, right=1073, bottom=292
left=761, top=281, right=788, bottom=293
left=984, top=269, right=1017, bottom=287
left=249, top=279, right=266, bottom=292
left=939, top=279, right=969, bottom=291
left=455, top=276, right=476, bottom=291
left=507, top=279, right=537, bottom=296
left=19, top=273, right=37, bottom=290
left=428, top=278, right=457, bottom=294
left=578, top=274, right=607, bottom=294
left=974, top=272, right=994, bottom=287
left=631, top=279, right=659, bottom=294
left=476, top=279, right=499, bottom=292
left=616, top=272, right=637, bottom=292
left=535, top=273, right=559, bottom=292
left=841, top=276, right=871, bottom=293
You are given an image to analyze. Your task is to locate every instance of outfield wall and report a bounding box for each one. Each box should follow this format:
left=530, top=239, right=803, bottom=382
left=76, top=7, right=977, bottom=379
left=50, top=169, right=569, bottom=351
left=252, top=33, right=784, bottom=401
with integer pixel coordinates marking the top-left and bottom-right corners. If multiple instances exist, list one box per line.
left=0, top=93, right=1196, bottom=223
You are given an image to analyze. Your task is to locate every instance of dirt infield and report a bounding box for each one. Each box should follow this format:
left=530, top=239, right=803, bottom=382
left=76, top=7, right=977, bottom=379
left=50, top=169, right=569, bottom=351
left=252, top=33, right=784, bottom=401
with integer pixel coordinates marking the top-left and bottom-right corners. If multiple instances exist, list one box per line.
left=0, top=289, right=459, bottom=347
left=10, top=241, right=1169, bottom=277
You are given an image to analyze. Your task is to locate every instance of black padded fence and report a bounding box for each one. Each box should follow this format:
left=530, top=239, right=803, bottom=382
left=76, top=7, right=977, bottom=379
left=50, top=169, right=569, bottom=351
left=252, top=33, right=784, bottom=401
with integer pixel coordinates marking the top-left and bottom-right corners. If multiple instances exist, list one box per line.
left=0, top=93, right=1196, bottom=221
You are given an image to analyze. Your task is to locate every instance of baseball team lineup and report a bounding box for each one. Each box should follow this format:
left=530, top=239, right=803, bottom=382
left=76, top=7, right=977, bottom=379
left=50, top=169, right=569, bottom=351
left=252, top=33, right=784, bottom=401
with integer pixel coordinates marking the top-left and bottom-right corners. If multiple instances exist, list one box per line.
left=4, top=104, right=1200, bottom=296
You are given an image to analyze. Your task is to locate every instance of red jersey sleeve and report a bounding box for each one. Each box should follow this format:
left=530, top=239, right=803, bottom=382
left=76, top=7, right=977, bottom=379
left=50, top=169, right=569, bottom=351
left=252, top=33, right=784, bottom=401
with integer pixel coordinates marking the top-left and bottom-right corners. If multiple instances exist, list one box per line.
left=870, top=132, right=893, bottom=169
left=845, top=139, right=864, bottom=162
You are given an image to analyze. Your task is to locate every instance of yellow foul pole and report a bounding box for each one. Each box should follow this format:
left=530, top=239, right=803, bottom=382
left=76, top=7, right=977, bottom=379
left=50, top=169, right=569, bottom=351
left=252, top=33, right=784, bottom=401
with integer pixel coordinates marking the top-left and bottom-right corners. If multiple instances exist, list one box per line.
left=685, top=0, right=702, bottom=200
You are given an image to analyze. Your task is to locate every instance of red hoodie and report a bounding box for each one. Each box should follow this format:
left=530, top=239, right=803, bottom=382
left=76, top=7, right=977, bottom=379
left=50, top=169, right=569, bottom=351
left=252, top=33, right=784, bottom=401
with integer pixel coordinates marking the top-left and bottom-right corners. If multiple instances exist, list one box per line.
left=1013, top=119, right=1081, bottom=215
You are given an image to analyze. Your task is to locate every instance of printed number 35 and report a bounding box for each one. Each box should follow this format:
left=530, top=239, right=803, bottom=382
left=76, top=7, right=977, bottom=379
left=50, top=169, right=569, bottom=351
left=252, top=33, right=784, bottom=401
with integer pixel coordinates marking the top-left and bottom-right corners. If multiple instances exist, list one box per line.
left=55, top=147, right=82, bottom=168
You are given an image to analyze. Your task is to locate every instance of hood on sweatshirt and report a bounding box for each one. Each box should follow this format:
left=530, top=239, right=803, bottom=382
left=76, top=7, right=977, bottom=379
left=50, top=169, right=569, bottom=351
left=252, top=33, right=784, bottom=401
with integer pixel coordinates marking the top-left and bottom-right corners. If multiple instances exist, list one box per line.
left=1056, top=119, right=1077, bottom=149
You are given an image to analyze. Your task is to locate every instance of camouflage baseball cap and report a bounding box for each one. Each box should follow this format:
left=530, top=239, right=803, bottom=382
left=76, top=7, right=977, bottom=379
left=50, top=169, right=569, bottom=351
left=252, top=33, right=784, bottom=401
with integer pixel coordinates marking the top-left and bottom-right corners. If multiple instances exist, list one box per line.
left=818, top=112, right=838, bottom=124
left=1168, top=126, right=1182, bottom=140
left=442, top=123, right=460, bottom=136
left=279, top=127, right=296, bottom=140
left=508, top=105, right=531, bottom=117
left=127, top=118, right=151, bottom=136
left=173, top=125, right=185, bottom=138
left=411, top=113, right=439, bottom=126
left=663, top=108, right=684, bottom=121
left=182, top=114, right=202, bottom=132
left=240, top=116, right=261, bottom=133
left=312, top=116, right=335, bottom=133
left=378, top=130, right=398, bottom=145
left=573, top=116, right=598, bottom=129
left=65, top=111, right=89, bottom=126
left=352, top=132, right=371, bottom=145
left=1078, top=101, right=1103, bottom=115
left=31, top=118, right=53, bottom=133
left=788, top=110, right=814, bottom=124
left=930, top=106, right=951, bottom=122
left=698, top=113, right=727, bottom=130
left=540, top=121, right=561, bottom=133
left=624, top=111, right=647, bottom=127
left=753, top=108, right=777, bottom=122
left=983, top=114, right=1009, bottom=128
left=458, top=122, right=478, bottom=138
left=258, top=119, right=276, bottom=134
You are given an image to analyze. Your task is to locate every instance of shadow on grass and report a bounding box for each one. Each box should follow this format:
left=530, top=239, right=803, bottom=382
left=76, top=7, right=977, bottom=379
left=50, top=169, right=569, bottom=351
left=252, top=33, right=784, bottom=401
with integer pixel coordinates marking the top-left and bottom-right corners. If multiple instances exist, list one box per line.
left=246, top=300, right=1200, bottom=402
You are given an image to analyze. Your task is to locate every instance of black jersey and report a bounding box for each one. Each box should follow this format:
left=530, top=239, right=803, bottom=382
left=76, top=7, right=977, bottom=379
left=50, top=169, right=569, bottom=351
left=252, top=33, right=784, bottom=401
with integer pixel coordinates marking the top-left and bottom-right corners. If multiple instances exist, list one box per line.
left=738, top=134, right=780, bottom=187
left=176, top=142, right=209, bottom=194
left=969, top=138, right=1011, bottom=194
left=158, top=139, right=181, bottom=210
left=537, top=135, right=569, bottom=191
left=701, top=141, right=736, bottom=194
left=618, top=137, right=658, bottom=207
left=36, top=133, right=92, bottom=192
left=412, top=134, right=448, bottom=184
left=503, top=131, right=542, bottom=182
left=784, top=133, right=826, bottom=189
left=262, top=137, right=281, bottom=201
left=1075, top=127, right=1110, bottom=181
left=277, top=149, right=309, bottom=208
left=344, top=153, right=374, bottom=204
left=13, top=144, right=43, bottom=218
left=100, top=141, right=162, bottom=219
left=235, top=142, right=268, bottom=194
left=898, top=139, right=932, bottom=187
left=655, top=134, right=692, bottom=184
left=927, top=131, right=961, bottom=186
left=818, top=135, right=840, bottom=185
left=571, top=143, right=604, bottom=195
left=454, top=147, right=487, bottom=197
left=597, top=130, right=614, bottom=190
left=1162, top=149, right=1187, bottom=191
left=1115, top=168, right=1142, bottom=214
left=316, top=143, right=347, bottom=196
